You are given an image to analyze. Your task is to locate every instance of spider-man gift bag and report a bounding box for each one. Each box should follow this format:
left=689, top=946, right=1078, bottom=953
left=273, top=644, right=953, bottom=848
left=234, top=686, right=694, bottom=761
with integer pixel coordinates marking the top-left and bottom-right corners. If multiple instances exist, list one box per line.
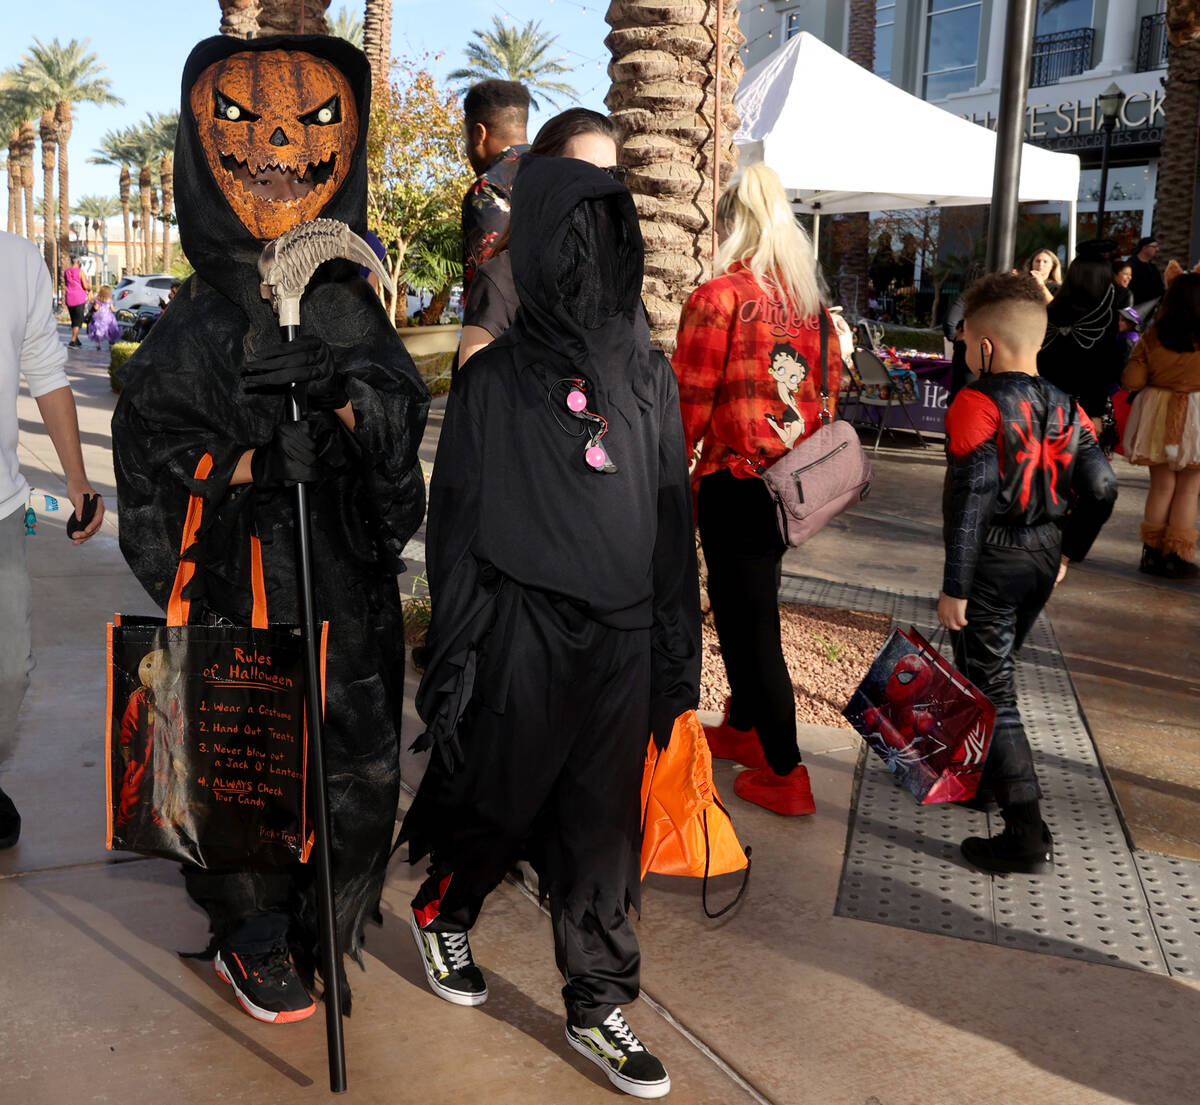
left=843, top=627, right=995, bottom=804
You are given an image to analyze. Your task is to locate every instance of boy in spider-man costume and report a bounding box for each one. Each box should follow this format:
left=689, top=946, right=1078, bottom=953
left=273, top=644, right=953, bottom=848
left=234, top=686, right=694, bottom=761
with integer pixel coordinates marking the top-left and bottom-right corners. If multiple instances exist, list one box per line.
left=939, top=272, right=1117, bottom=874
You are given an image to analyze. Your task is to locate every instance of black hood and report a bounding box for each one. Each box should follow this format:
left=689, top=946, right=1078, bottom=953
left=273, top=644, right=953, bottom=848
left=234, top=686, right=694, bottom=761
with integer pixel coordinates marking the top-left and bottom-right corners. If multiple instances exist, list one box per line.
left=175, top=34, right=371, bottom=318
left=508, top=155, right=643, bottom=355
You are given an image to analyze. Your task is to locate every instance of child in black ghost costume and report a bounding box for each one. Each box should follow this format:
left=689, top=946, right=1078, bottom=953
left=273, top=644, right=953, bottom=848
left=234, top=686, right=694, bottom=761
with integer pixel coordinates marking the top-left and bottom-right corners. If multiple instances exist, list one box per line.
left=111, top=35, right=428, bottom=1022
left=939, top=272, right=1116, bottom=874
left=400, top=155, right=699, bottom=1100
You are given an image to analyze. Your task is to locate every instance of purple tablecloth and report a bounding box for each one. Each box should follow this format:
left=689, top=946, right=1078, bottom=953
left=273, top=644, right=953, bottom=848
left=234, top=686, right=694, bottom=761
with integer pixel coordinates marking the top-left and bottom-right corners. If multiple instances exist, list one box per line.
left=884, top=356, right=952, bottom=434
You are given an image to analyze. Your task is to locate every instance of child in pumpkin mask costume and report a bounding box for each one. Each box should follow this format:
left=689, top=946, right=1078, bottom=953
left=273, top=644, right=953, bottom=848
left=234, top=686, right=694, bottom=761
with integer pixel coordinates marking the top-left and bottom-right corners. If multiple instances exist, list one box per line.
left=112, top=36, right=428, bottom=1023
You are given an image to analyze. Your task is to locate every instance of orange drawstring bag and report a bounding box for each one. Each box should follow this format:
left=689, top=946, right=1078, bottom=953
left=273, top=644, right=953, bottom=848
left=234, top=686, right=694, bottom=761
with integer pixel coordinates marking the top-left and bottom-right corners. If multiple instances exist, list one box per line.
left=640, top=710, right=751, bottom=917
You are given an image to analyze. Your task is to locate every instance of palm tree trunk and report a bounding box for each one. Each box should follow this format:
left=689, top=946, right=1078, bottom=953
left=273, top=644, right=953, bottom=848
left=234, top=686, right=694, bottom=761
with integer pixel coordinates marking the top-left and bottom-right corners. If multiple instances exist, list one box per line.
left=150, top=189, right=160, bottom=271
left=20, top=120, right=37, bottom=245
left=39, top=110, right=57, bottom=279
left=363, top=0, right=393, bottom=91
left=55, top=102, right=73, bottom=279
left=139, top=166, right=152, bottom=274
left=604, top=0, right=744, bottom=354
left=119, top=164, right=133, bottom=276
left=839, top=0, right=877, bottom=318
left=256, top=0, right=331, bottom=34
left=1154, top=33, right=1200, bottom=266
left=160, top=153, right=174, bottom=271
left=9, top=132, right=22, bottom=236
left=218, top=0, right=260, bottom=37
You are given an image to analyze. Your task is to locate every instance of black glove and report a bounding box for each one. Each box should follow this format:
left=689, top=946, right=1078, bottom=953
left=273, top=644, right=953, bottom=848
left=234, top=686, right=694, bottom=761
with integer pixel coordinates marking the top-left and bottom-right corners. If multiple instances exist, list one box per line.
left=242, top=337, right=349, bottom=411
left=250, top=421, right=322, bottom=488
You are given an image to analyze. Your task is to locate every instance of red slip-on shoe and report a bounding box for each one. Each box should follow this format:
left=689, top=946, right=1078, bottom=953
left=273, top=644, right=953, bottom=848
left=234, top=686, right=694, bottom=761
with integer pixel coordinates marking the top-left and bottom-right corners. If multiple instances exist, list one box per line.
left=702, top=721, right=768, bottom=769
left=733, top=764, right=816, bottom=816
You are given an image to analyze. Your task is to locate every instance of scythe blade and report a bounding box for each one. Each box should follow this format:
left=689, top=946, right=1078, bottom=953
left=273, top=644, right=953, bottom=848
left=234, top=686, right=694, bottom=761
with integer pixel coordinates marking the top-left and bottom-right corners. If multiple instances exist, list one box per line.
left=258, top=217, right=394, bottom=326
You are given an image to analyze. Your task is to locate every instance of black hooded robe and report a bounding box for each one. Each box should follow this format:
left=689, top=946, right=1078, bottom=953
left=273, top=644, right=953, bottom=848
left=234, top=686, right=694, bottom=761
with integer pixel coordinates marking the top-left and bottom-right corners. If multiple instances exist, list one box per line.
left=111, top=35, right=429, bottom=1003
left=399, top=156, right=700, bottom=1028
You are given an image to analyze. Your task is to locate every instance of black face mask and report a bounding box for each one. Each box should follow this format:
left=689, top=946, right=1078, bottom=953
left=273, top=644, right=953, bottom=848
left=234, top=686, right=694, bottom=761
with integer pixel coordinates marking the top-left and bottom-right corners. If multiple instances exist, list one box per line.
left=556, top=198, right=635, bottom=330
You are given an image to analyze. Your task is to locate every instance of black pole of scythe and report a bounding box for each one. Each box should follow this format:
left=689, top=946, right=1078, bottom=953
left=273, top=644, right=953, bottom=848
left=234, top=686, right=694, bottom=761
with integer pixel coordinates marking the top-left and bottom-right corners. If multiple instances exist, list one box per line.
left=281, top=322, right=347, bottom=1093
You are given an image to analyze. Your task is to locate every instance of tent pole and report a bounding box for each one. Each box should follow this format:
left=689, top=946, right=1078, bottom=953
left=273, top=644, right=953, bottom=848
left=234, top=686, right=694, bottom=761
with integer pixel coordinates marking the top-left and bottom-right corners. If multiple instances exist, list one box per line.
left=812, top=210, right=820, bottom=257
left=1067, top=199, right=1077, bottom=261
left=984, top=0, right=1036, bottom=272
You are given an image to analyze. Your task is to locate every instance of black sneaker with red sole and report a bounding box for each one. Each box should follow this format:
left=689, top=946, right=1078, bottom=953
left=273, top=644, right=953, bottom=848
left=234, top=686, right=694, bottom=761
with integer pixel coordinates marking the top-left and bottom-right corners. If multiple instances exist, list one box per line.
left=214, top=944, right=316, bottom=1024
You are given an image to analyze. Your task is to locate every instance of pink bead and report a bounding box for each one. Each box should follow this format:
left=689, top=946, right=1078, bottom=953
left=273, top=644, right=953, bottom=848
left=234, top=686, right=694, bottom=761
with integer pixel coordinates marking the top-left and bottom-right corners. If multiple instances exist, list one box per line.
left=585, top=445, right=607, bottom=469
left=566, top=388, right=588, bottom=412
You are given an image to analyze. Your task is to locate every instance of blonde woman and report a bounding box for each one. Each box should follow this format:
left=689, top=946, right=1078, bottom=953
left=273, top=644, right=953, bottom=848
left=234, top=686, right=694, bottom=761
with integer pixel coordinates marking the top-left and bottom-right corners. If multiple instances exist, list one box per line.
left=672, top=162, right=839, bottom=817
left=1023, top=248, right=1062, bottom=304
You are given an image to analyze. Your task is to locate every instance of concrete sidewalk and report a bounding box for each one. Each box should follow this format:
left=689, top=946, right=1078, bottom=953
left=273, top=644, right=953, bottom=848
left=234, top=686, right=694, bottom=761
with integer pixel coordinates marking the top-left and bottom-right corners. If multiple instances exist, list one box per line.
left=2, top=336, right=1199, bottom=1104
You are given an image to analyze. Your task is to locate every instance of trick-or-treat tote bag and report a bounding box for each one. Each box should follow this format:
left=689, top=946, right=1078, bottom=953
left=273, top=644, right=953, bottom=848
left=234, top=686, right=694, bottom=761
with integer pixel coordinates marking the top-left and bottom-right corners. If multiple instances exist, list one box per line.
left=843, top=626, right=996, bottom=804
left=105, top=454, right=319, bottom=867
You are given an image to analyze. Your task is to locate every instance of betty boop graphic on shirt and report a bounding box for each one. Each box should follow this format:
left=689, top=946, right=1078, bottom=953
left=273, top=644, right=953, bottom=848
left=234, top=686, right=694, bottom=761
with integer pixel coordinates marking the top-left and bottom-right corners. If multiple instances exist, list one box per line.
left=764, top=342, right=810, bottom=447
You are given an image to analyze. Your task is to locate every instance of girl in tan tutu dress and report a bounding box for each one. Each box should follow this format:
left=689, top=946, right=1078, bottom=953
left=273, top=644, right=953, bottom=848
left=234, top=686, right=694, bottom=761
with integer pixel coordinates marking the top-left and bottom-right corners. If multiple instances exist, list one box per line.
left=1122, top=272, right=1200, bottom=579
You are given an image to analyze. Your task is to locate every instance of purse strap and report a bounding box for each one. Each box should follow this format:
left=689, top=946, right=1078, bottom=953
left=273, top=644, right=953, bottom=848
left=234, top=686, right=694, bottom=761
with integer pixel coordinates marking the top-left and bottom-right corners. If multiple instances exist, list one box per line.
left=167, top=453, right=268, bottom=630
left=818, top=306, right=832, bottom=426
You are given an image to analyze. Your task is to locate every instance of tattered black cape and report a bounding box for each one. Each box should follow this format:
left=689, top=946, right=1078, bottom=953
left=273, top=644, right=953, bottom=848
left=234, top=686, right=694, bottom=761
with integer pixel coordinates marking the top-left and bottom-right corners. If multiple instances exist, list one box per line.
left=402, top=156, right=700, bottom=911
left=111, top=34, right=428, bottom=1001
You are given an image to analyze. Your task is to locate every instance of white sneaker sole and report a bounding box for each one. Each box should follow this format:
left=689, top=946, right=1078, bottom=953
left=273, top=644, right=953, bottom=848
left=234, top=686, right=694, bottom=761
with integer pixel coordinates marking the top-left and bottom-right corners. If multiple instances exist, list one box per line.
left=409, top=915, right=488, bottom=1006
left=565, top=1026, right=672, bottom=1099
left=213, top=952, right=316, bottom=1024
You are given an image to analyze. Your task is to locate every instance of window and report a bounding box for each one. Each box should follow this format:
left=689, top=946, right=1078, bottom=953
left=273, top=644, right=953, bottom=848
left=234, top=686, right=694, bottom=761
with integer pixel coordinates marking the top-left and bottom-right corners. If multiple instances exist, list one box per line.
left=1035, top=0, right=1093, bottom=36
left=786, top=12, right=801, bottom=40
left=875, top=1, right=896, bottom=79
left=924, top=0, right=982, bottom=99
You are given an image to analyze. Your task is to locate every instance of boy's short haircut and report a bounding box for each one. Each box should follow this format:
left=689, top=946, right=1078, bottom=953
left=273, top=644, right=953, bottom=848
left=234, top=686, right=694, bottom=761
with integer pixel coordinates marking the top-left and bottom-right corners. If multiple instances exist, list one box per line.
left=962, top=272, right=1048, bottom=353
left=463, top=80, right=531, bottom=134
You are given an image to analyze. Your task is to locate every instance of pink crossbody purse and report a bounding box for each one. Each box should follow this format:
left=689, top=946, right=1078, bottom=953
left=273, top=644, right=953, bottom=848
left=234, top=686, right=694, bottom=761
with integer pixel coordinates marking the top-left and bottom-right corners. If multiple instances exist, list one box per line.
left=758, top=310, right=873, bottom=546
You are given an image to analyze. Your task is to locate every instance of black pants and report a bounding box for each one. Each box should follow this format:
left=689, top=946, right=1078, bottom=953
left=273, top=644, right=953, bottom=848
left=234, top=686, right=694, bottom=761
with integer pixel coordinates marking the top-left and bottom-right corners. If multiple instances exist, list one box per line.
left=697, top=469, right=799, bottom=775
left=410, top=586, right=650, bottom=1029
left=951, top=541, right=1058, bottom=810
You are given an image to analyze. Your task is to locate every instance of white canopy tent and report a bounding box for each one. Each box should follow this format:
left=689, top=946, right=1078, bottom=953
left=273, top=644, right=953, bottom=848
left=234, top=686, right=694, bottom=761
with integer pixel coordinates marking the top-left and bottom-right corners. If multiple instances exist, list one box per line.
left=734, top=32, right=1081, bottom=259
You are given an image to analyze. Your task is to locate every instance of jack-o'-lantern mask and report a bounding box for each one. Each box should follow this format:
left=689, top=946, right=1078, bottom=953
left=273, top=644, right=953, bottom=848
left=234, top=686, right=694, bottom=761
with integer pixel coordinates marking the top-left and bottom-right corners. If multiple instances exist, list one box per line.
left=189, top=49, right=358, bottom=241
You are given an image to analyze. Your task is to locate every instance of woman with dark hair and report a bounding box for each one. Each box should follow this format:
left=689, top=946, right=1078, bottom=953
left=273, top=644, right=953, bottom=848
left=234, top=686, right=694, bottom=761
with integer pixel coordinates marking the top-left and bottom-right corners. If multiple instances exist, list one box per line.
left=1112, top=260, right=1135, bottom=311
left=457, top=109, right=625, bottom=368
left=1122, top=272, right=1200, bottom=579
left=1037, top=255, right=1123, bottom=417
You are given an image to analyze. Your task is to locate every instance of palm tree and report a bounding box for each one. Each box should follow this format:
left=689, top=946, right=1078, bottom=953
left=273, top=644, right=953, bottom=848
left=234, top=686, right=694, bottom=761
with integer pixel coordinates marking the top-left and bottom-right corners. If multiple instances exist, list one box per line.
left=450, top=17, right=578, bottom=110
left=1154, top=8, right=1200, bottom=266
left=143, top=111, right=179, bottom=271
left=73, top=194, right=121, bottom=269
left=363, top=0, right=392, bottom=91
left=0, top=85, right=36, bottom=239
left=126, top=122, right=165, bottom=273
left=18, top=39, right=122, bottom=284
left=37, top=108, right=58, bottom=277
left=18, top=118, right=37, bottom=246
left=218, top=0, right=331, bottom=37
left=90, top=127, right=141, bottom=276
left=329, top=4, right=363, bottom=48
left=604, top=1, right=744, bottom=352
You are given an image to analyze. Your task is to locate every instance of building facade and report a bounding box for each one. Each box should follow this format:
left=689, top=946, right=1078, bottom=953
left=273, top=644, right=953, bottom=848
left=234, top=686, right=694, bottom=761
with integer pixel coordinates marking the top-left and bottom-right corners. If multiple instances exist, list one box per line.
left=738, top=0, right=1170, bottom=254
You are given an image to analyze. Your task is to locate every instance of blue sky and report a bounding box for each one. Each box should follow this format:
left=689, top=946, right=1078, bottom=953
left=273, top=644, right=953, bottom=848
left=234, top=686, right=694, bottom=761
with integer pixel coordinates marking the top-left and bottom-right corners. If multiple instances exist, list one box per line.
left=3, top=0, right=611, bottom=221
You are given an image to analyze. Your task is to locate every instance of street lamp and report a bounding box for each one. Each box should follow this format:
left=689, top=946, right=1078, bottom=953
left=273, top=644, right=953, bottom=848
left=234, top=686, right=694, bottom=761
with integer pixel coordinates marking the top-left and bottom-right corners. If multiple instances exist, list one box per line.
left=1096, top=81, right=1126, bottom=239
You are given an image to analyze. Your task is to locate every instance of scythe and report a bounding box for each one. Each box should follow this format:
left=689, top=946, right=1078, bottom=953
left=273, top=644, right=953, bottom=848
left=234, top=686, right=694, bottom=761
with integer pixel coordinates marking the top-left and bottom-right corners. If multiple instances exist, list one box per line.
left=257, top=218, right=394, bottom=1094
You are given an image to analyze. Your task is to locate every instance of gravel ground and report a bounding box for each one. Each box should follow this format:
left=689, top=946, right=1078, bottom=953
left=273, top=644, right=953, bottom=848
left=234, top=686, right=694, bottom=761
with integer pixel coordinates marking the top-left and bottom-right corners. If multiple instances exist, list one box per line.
left=700, top=605, right=893, bottom=729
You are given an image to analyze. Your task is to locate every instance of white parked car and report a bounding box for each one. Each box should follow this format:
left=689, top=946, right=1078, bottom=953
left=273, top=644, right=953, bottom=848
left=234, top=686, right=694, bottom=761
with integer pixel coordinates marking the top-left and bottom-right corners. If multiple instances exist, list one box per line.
left=112, top=273, right=177, bottom=312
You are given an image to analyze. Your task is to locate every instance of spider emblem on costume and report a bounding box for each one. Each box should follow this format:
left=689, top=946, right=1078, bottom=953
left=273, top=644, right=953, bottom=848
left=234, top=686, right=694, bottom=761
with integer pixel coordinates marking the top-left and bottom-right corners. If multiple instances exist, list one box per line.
left=1010, top=399, right=1075, bottom=511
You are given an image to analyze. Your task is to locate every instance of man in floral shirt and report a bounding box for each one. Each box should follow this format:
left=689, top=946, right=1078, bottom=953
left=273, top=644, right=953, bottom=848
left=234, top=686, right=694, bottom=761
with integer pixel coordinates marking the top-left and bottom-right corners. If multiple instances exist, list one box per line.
left=461, top=80, right=530, bottom=295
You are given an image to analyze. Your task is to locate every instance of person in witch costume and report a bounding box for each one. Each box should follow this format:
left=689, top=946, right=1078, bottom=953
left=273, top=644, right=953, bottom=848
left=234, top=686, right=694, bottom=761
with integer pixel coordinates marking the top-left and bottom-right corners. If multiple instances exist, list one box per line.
left=111, top=35, right=428, bottom=1023
left=399, top=154, right=699, bottom=1100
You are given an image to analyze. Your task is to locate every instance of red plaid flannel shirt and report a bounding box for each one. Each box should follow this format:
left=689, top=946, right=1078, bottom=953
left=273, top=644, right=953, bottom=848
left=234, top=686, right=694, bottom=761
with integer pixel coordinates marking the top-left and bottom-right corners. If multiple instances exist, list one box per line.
left=672, top=264, right=841, bottom=490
